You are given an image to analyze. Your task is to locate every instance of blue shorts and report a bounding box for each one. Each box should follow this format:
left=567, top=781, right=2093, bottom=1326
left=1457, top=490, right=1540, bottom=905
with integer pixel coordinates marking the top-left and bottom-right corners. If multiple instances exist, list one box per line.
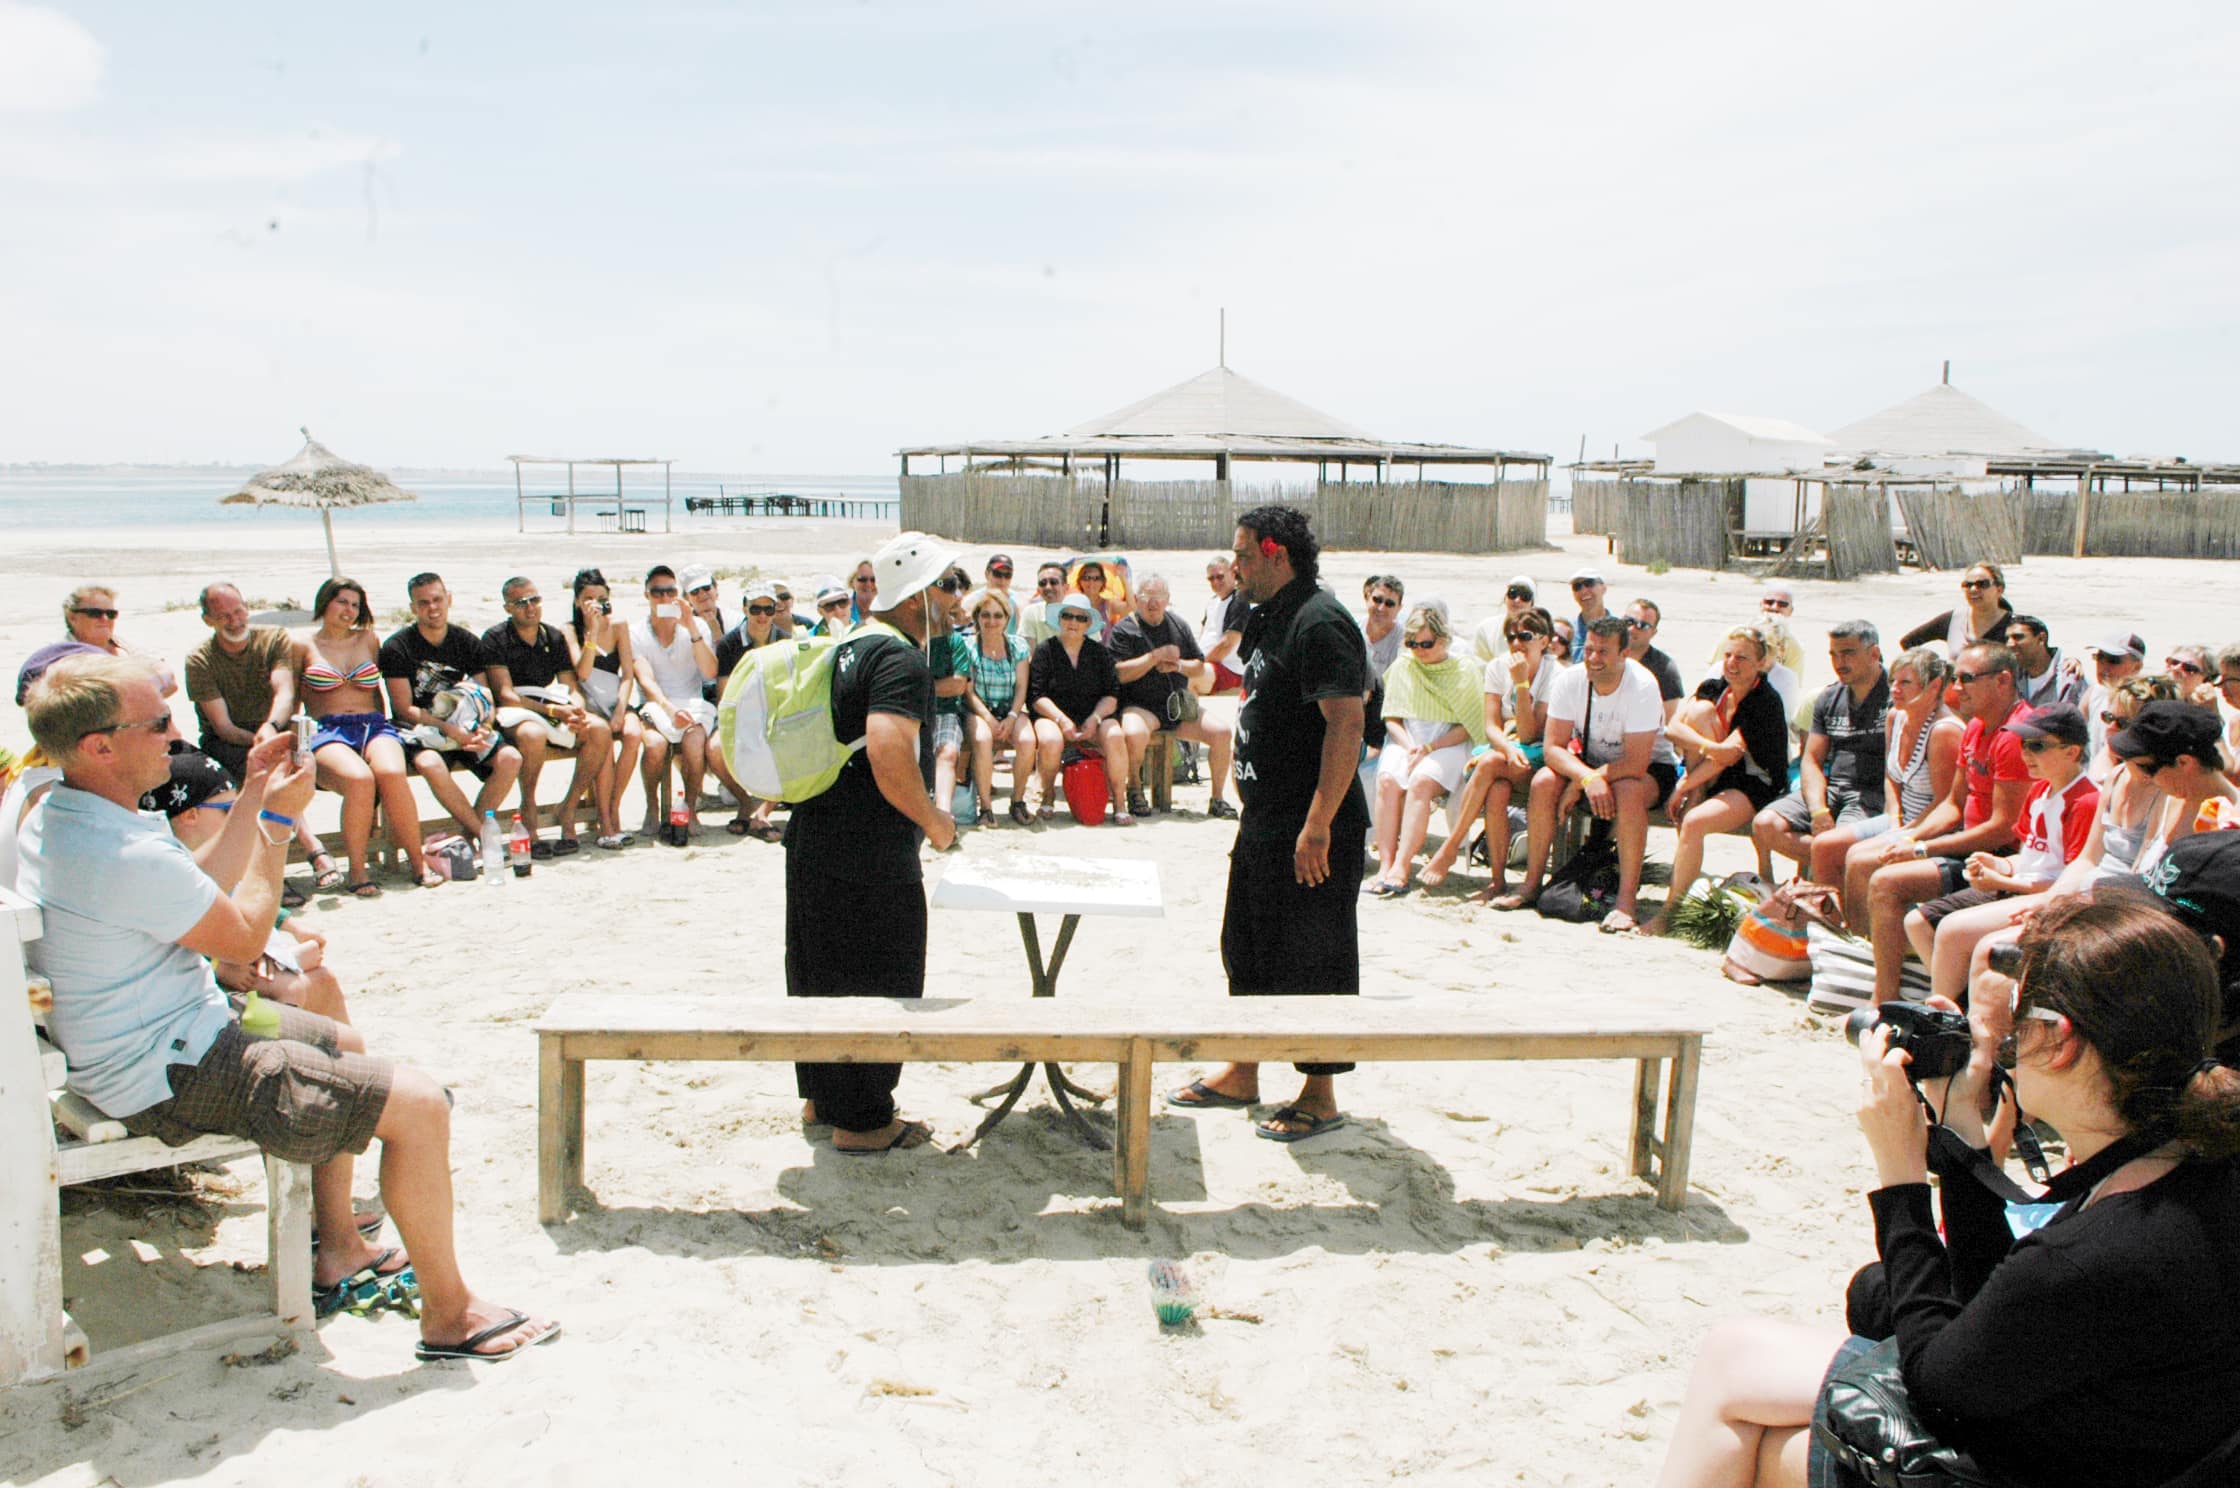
left=308, top=712, right=400, bottom=756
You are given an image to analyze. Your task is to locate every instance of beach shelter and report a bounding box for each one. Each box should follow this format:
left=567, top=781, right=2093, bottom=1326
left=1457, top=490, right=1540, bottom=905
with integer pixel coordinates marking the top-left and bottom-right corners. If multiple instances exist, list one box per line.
left=220, top=428, right=418, bottom=578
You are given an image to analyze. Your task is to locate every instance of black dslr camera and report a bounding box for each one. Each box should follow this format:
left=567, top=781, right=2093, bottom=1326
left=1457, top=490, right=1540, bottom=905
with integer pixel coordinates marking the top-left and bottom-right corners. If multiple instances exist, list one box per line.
left=1843, top=1003, right=1973, bottom=1082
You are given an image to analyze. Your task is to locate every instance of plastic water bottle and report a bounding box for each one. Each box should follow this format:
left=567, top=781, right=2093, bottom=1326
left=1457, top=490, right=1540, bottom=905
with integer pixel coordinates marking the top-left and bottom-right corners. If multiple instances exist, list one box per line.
left=507, top=813, right=532, bottom=878
left=481, top=810, right=504, bottom=885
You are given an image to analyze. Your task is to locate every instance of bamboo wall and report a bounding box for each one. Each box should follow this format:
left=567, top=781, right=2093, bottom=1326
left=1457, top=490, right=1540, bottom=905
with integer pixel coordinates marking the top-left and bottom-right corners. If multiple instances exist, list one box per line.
left=1570, top=477, right=1622, bottom=536
left=1894, top=490, right=2025, bottom=570
left=899, top=473, right=1552, bottom=555
left=1822, top=487, right=1899, bottom=579
left=2018, top=489, right=2240, bottom=559
left=1606, top=479, right=1734, bottom=571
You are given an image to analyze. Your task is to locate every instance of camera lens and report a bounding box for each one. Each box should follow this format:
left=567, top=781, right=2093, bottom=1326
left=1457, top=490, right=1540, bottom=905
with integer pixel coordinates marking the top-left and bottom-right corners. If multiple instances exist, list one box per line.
left=1842, top=1008, right=1881, bottom=1047
left=1987, top=940, right=2023, bottom=976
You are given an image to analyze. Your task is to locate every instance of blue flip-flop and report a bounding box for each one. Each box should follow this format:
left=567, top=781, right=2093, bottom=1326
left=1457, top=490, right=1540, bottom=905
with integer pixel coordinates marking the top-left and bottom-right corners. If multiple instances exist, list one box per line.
left=1255, top=1105, right=1347, bottom=1143
left=1166, top=1079, right=1256, bottom=1110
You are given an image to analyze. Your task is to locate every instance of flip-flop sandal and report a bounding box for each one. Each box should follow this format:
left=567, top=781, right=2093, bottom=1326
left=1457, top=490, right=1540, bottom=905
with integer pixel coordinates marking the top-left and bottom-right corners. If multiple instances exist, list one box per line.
left=1598, top=910, right=1638, bottom=934
left=530, top=841, right=554, bottom=861
left=1111, top=812, right=1136, bottom=827
left=414, top=1311, right=561, bottom=1363
left=313, top=1248, right=417, bottom=1319
left=748, top=821, right=784, bottom=842
left=345, top=879, right=383, bottom=900
left=836, top=1119, right=933, bottom=1155
left=1166, top=1079, right=1256, bottom=1110
left=1035, top=803, right=1055, bottom=823
left=1364, top=880, right=1404, bottom=898
left=1009, top=801, right=1033, bottom=826
left=725, top=818, right=753, bottom=836
left=280, top=882, right=307, bottom=909
left=596, top=833, right=628, bottom=850
left=1254, top=1105, right=1347, bottom=1143
left=310, top=853, right=347, bottom=891
left=553, top=837, right=581, bottom=856
left=417, top=868, right=447, bottom=888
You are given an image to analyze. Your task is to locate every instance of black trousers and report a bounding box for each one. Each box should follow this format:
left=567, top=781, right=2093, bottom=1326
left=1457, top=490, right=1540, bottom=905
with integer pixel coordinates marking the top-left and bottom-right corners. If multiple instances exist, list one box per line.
left=1220, top=829, right=1363, bottom=1076
left=785, top=856, right=927, bottom=1133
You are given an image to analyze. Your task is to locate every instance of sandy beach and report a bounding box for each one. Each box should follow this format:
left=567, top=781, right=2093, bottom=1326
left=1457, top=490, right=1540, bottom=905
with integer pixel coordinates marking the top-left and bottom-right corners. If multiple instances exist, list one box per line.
left=2, top=513, right=2224, bottom=1485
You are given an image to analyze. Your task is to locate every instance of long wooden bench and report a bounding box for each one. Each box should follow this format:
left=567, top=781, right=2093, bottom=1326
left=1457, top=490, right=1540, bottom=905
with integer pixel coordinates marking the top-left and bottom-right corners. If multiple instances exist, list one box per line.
left=3, top=888, right=311, bottom=1387
left=535, top=992, right=1706, bottom=1230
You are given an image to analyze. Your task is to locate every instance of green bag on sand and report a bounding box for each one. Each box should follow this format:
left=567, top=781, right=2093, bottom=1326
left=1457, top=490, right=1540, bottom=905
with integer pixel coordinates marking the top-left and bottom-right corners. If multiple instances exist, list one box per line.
left=717, top=621, right=907, bottom=804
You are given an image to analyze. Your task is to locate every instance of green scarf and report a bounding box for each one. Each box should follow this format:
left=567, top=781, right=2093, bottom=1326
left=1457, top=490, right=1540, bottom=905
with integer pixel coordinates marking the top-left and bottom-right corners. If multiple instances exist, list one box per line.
left=1382, top=653, right=1488, bottom=745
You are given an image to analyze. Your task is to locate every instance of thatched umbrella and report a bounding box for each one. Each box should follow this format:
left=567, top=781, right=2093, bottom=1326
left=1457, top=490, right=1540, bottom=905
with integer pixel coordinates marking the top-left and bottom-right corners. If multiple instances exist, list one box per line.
left=221, top=428, right=418, bottom=578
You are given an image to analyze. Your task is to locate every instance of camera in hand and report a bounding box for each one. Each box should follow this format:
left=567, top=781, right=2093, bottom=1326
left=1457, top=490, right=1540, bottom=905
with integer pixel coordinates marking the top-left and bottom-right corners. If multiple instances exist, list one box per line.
left=1843, top=1002, right=1973, bottom=1082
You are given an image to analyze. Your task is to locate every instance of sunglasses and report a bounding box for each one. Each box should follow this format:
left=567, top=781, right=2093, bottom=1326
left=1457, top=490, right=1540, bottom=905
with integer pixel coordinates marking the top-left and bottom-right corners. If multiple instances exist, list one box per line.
left=1954, top=670, right=1990, bottom=684
left=1505, top=588, right=1532, bottom=601
left=509, top=595, right=542, bottom=607
left=648, top=585, right=680, bottom=597
left=988, top=567, right=1013, bottom=578
left=687, top=584, right=714, bottom=597
left=935, top=575, right=970, bottom=595
left=1960, top=578, right=1995, bottom=591
left=1761, top=598, right=1792, bottom=611
left=975, top=609, right=1006, bottom=621
left=81, top=713, right=170, bottom=740
left=71, top=606, right=119, bottom=620
left=747, top=604, right=777, bottom=616
left=854, top=575, right=876, bottom=587
left=2101, top=710, right=2125, bottom=724
left=1570, top=579, right=1600, bottom=591
left=1060, top=612, right=1090, bottom=623
left=1404, top=638, right=1438, bottom=651
left=1367, top=595, right=1399, bottom=609
left=2019, top=739, right=2068, bottom=753
left=2168, top=659, right=2205, bottom=674
left=819, top=598, right=850, bottom=613
left=1037, top=576, right=1065, bottom=588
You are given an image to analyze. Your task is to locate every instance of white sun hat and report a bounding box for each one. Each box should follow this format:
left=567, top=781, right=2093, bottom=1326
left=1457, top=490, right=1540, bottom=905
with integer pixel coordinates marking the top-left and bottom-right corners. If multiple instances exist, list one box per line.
left=869, top=530, right=964, bottom=611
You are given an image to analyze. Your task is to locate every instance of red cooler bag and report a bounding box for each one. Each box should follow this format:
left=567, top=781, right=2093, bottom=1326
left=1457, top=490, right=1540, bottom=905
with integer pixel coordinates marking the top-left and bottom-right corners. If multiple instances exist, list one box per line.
left=1061, top=753, right=1109, bottom=825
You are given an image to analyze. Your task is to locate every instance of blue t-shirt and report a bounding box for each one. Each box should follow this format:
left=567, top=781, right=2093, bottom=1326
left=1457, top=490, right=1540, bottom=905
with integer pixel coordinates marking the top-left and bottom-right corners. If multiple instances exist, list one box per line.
left=21, top=786, right=229, bottom=1117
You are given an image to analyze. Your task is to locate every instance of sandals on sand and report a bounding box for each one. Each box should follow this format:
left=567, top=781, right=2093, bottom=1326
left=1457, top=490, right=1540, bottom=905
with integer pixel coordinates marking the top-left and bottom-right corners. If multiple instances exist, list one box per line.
left=553, top=836, right=581, bottom=856
left=1166, top=1079, right=1256, bottom=1110
left=1255, top=1105, right=1347, bottom=1143
left=313, top=1248, right=417, bottom=1319
left=596, top=832, right=630, bottom=850
left=835, top=1119, right=933, bottom=1155
left=416, top=866, right=447, bottom=888
left=345, top=879, right=383, bottom=900
left=309, top=852, right=347, bottom=891
left=414, top=1311, right=562, bottom=1363
left=1009, top=800, right=1032, bottom=826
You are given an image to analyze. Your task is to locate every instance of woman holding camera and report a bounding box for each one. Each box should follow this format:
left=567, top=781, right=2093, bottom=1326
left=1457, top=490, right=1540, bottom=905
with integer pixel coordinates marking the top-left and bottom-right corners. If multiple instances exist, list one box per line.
left=1657, top=895, right=2240, bottom=1488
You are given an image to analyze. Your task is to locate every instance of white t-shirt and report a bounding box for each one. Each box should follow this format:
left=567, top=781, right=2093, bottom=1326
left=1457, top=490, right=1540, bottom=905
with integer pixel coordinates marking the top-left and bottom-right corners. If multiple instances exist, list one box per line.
left=1546, top=659, right=1679, bottom=768
left=20, top=785, right=229, bottom=1117
left=1470, top=616, right=1511, bottom=665
left=630, top=618, right=710, bottom=709
left=2016, top=773, right=2094, bottom=885
left=1199, top=590, right=1243, bottom=656
left=1484, top=650, right=1562, bottom=729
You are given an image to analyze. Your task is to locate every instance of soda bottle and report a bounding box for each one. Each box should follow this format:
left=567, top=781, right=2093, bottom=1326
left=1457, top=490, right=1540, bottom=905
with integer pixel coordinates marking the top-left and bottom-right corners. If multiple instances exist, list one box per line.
left=668, top=799, right=690, bottom=847
left=508, top=813, right=533, bottom=877
left=481, top=809, right=504, bottom=885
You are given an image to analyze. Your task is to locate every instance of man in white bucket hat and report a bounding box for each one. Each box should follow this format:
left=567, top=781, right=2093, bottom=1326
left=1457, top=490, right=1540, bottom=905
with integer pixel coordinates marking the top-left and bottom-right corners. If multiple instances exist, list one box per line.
left=788, top=530, right=960, bottom=1153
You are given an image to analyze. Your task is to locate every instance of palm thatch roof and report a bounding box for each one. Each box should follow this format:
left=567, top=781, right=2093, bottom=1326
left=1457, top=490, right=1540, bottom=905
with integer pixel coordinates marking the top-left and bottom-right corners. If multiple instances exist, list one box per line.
left=221, top=429, right=420, bottom=511
left=1829, top=383, right=2067, bottom=460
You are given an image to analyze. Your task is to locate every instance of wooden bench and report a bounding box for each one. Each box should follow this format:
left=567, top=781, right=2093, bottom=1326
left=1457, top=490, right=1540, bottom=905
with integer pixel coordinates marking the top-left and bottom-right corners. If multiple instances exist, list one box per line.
left=535, top=992, right=1706, bottom=1231
left=2, top=888, right=311, bottom=1386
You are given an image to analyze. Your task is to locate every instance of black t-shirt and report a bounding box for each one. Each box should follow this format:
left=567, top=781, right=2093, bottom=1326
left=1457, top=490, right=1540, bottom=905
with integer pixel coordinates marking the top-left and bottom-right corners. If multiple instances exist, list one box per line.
left=1028, top=637, right=1120, bottom=725
left=1233, top=577, right=1369, bottom=843
left=785, top=632, right=932, bottom=884
left=377, top=624, right=487, bottom=708
left=1813, top=672, right=1891, bottom=800
left=1639, top=644, right=1686, bottom=703
left=479, top=621, right=572, bottom=691
left=1692, top=675, right=1790, bottom=793
left=707, top=622, right=773, bottom=703
left=1105, top=611, right=1203, bottom=715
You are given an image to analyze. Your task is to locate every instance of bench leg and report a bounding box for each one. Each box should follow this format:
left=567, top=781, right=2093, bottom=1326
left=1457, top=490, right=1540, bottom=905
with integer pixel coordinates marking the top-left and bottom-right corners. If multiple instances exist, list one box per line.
left=1117, top=1037, right=1152, bottom=1229
left=1657, top=1038, right=1702, bottom=1212
left=1630, top=1056, right=1663, bottom=1184
left=538, top=1038, right=583, bottom=1223
left=265, top=1155, right=314, bottom=1329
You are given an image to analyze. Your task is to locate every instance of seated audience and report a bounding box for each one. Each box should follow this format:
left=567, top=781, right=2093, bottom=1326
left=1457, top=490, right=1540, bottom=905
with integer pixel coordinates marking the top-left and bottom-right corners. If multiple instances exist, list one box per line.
left=186, top=580, right=332, bottom=883
left=299, top=577, right=437, bottom=891
left=926, top=567, right=976, bottom=825
left=378, top=571, right=525, bottom=839
left=2082, top=629, right=2147, bottom=769
left=482, top=575, right=611, bottom=855
left=1905, top=702, right=2098, bottom=1000
left=1469, top=574, right=1541, bottom=664
left=1752, top=621, right=1889, bottom=879
left=1368, top=604, right=1485, bottom=895
left=1817, top=647, right=1964, bottom=926
left=957, top=586, right=1033, bottom=823
left=629, top=564, right=719, bottom=840
left=1564, top=566, right=1611, bottom=662
left=1026, top=593, right=1129, bottom=823
left=2003, top=612, right=2085, bottom=709
left=19, top=653, right=559, bottom=1362
left=1900, top=560, right=2014, bottom=654
left=1641, top=624, right=1791, bottom=937
left=1427, top=606, right=1557, bottom=892
left=1493, top=615, right=1680, bottom=933
left=1860, top=644, right=2031, bottom=1004
left=978, top=554, right=1018, bottom=634
left=707, top=579, right=786, bottom=838
left=1657, top=896, right=2240, bottom=1488
left=1197, top=555, right=1246, bottom=695
left=1107, top=574, right=1236, bottom=820
left=1622, top=598, right=1686, bottom=719
left=1358, top=574, right=1404, bottom=677
left=1020, top=561, right=1072, bottom=647
left=564, top=568, right=642, bottom=849
left=1073, top=558, right=1132, bottom=628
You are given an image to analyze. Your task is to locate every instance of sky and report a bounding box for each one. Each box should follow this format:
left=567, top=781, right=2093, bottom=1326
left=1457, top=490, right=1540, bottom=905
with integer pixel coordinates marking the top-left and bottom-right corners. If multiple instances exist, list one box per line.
left=2, top=1, right=2236, bottom=471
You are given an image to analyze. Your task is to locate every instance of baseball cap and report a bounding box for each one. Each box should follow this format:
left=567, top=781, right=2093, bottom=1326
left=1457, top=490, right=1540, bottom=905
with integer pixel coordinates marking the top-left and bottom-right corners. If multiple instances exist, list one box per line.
left=985, top=552, right=1015, bottom=574
left=2145, top=831, right=2240, bottom=976
left=2090, top=630, right=2147, bottom=662
left=1568, top=565, right=1605, bottom=585
left=1505, top=574, right=1536, bottom=599
left=811, top=574, right=849, bottom=607
left=2109, top=700, right=2224, bottom=765
left=742, top=579, right=779, bottom=603
left=2005, top=703, right=2089, bottom=747
left=680, top=566, right=715, bottom=593
left=16, top=641, right=104, bottom=706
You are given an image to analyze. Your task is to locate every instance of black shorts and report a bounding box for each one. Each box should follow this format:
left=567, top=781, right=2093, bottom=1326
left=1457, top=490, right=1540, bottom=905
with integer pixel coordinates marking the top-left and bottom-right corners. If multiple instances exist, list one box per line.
left=1708, top=762, right=1783, bottom=813
left=1645, top=761, right=1680, bottom=811
left=1221, top=828, right=1365, bottom=1076
left=404, top=742, right=503, bottom=780
left=1917, top=886, right=2004, bottom=929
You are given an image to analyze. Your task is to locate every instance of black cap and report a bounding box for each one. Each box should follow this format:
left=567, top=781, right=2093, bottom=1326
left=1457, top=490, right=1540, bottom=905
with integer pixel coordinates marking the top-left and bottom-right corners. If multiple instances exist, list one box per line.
left=2109, top=700, right=2224, bottom=766
left=2005, top=703, right=2089, bottom=747
left=2145, top=831, right=2240, bottom=974
left=986, top=552, right=1014, bottom=572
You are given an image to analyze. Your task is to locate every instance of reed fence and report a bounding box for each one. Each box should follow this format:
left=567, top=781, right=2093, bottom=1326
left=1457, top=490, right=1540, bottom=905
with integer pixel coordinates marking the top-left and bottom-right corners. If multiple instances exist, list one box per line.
left=899, top=473, right=1551, bottom=555
left=1893, top=489, right=2025, bottom=571
left=2016, top=488, right=2240, bottom=560
left=1569, top=477, right=1622, bottom=536
left=1822, top=487, right=1900, bottom=578
left=1606, top=479, right=1734, bottom=571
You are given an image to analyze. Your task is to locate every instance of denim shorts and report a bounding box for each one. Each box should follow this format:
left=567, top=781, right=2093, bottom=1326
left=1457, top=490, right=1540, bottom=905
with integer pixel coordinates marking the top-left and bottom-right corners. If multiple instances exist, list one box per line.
left=309, top=711, right=400, bottom=756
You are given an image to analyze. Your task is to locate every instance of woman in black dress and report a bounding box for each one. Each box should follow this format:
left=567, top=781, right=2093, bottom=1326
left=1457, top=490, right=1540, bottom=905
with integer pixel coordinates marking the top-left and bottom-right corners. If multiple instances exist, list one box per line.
left=1026, top=593, right=1130, bottom=823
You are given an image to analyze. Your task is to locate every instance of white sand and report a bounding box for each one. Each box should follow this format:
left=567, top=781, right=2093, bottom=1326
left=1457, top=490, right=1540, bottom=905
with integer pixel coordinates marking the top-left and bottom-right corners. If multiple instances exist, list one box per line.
left=1, top=514, right=2218, bottom=1484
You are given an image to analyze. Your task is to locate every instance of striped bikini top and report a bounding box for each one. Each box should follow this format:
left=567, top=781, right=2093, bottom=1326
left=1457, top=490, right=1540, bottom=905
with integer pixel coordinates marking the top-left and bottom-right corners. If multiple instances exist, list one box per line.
left=1889, top=708, right=1943, bottom=824
left=303, top=657, right=382, bottom=692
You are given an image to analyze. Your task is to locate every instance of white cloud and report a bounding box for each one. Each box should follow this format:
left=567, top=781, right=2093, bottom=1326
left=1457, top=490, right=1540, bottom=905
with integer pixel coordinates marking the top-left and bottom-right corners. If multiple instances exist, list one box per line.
left=0, top=2, right=103, bottom=112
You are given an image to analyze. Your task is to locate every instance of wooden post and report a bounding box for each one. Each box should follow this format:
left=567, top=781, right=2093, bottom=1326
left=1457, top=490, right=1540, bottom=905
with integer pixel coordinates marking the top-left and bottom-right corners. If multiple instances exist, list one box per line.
left=1, top=890, right=66, bottom=1384
left=2072, top=465, right=2095, bottom=559
left=514, top=459, right=525, bottom=534
left=1117, top=1036, right=1152, bottom=1229
left=566, top=461, right=576, bottom=536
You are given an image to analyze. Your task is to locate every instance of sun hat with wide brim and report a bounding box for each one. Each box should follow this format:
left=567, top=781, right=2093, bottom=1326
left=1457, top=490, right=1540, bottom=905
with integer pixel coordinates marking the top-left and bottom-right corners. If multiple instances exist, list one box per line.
left=869, top=531, right=965, bottom=612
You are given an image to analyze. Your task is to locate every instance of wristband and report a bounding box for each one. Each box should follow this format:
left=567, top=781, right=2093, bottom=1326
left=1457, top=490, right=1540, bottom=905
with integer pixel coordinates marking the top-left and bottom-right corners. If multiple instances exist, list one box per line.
left=258, top=809, right=295, bottom=829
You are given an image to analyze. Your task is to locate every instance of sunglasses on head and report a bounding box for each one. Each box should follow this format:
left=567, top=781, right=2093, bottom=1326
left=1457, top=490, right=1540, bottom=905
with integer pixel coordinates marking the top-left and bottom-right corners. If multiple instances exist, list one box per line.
left=747, top=603, right=777, bottom=616
left=72, top=606, right=119, bottom=620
